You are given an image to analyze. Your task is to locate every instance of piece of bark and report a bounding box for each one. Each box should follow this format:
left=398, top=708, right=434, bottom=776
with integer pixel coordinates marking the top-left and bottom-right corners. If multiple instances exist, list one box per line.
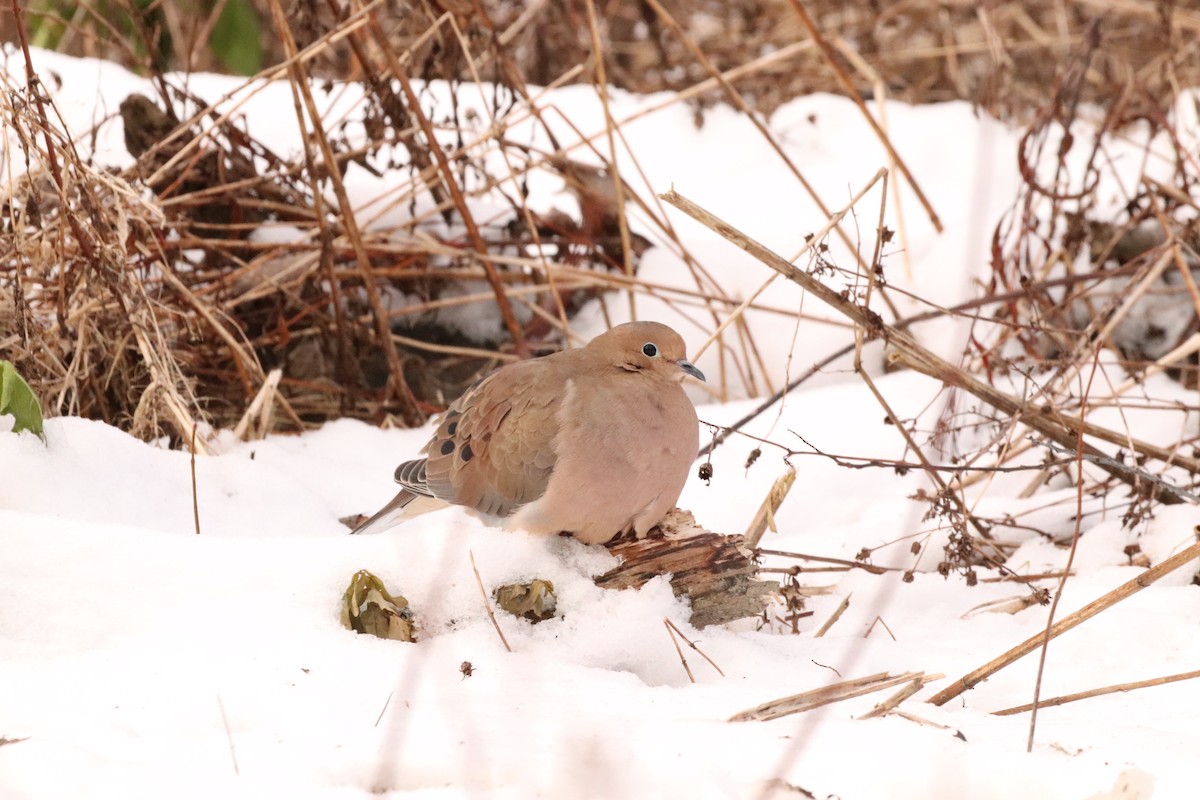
left=597, top=509, right=778, bottom=628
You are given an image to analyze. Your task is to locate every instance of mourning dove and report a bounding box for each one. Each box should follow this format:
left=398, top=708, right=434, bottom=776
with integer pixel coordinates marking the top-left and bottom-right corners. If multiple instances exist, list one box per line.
left=352, top=321, right=705, bottom=544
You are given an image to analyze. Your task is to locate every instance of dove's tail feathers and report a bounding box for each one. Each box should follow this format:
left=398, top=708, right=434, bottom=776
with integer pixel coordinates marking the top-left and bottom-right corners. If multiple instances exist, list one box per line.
left=349, top=490, right=447, bottom=535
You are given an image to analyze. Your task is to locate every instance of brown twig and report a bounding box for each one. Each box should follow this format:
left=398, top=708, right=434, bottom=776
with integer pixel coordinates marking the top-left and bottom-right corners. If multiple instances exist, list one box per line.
left=784, top=0, right=942, bottom=232
left=659, top=188, right=1199, bottom=504
left=813, top=594, right=851, bottom=638
left=469, top=550, right=511, bottom=653
left=857, top=672, right=944, bottom=719
left=730, top=671, right=925, bottom=722
left=216, top=695, right=239, bottom=775
left=994, top=669, right=1200, bottom=716
left=363, top=8, right=528, bottom=359
left=232, top=369, right=284, bottom=442
left=641, top=0, right=869, bottom=273
left=891, top=709, right=959, bottom=732
left=864, top=616, right=897, bottom=641
left=373, top=690, right=394, bottom=727
left=744, top=467, right=797, bottom=549
left=980, top=572, right=1074, bottom=584
left=582, top=0, right=637, bottom=318
left=1026, top=350, right=1100, bottom=751
left=663, top=619, right=695, bottom=684
left=757, top=549, right=890, bottom=575
left=664, top=618, right=725, bottom=677
left=190, top=422, right=201, bottom=535
left=696, top=258, right=1164, bottom=460
left=860, top=357, right=996, bottom=553
left=268, top=0, right=422, bottom=424
left=929, top=534, right=1200, bottom=706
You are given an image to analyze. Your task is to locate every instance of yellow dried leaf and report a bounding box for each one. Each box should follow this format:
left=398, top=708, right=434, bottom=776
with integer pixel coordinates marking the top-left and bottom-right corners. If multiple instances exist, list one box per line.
left=494, top=579, right=557, bottom=623
left=341, top=569, right=415, bottom=642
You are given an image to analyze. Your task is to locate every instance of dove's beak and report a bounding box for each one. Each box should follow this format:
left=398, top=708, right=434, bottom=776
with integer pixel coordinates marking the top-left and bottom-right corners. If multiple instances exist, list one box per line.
left=677, top=359, right=706, bottom=382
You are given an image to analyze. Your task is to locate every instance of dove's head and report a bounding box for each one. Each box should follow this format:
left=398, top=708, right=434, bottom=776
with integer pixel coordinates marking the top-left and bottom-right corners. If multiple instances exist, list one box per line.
left=590, top=321, right=706, bottom=383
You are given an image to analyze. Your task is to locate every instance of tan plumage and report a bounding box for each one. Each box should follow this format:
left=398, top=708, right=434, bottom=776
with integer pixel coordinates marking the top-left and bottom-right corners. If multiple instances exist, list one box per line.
left=351, top=321, right=704, bottom=544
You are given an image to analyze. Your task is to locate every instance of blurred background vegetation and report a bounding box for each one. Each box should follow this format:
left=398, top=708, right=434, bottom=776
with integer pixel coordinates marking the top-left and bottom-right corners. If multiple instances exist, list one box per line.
left=15, top=0, right=265, bottom=75
left=4, top=0, right=1200, bottom=445
left=7, top=0, right=1199, bottom=121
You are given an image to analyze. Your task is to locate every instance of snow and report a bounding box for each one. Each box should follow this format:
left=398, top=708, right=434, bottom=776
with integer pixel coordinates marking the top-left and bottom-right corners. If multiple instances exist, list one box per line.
left=3, top=48, right=1200, bottom=799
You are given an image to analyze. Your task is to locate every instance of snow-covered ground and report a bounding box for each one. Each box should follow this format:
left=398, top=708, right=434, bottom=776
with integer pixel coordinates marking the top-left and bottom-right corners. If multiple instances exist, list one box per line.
left=3, top=48, right=1199, bottom=799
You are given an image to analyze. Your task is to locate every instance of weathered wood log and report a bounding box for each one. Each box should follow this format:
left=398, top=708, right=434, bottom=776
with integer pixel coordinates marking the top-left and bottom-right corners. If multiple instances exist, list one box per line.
left=596, top=509, right=779, bottom=628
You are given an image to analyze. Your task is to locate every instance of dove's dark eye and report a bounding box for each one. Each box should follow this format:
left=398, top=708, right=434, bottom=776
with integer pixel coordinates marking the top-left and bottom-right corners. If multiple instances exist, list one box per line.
left=642, top=343, right=658, bottom=357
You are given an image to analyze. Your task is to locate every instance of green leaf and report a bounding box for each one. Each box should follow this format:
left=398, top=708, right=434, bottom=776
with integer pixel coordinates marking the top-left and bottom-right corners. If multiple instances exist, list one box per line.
left=0, top=361, right=44, bottom=438
left=209, top=0, right=264, bottom=76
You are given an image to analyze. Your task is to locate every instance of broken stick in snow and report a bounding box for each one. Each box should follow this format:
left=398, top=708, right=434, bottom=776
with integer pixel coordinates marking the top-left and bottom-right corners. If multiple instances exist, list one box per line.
left=597, top=509, right=779, bottom=628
